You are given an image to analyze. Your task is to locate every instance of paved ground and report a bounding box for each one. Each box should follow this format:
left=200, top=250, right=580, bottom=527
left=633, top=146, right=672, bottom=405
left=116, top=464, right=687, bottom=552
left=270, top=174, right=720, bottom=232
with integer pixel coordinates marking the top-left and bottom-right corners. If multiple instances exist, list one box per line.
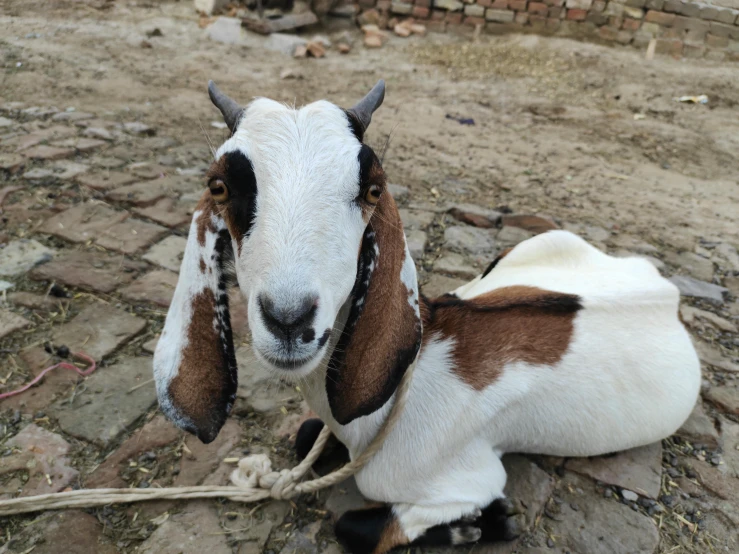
left=0, top=1, right=738, bottom=553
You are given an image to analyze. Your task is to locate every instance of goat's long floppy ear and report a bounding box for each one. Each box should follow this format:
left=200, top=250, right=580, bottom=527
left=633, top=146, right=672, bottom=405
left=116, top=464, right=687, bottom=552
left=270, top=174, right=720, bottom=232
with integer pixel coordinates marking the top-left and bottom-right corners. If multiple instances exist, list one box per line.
left=208, top=80, right=243, bottom=133
left=326, top=189, right=423, bottom=425
left=153, top=192, right=237, bottom=443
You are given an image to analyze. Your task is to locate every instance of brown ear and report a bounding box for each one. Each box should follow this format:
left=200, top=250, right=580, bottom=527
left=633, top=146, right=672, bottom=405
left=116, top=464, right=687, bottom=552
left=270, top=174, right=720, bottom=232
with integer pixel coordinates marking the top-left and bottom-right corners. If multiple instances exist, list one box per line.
left=153, top=191, right=238, bottom=443
left=326, top=190, right=423, bottom=425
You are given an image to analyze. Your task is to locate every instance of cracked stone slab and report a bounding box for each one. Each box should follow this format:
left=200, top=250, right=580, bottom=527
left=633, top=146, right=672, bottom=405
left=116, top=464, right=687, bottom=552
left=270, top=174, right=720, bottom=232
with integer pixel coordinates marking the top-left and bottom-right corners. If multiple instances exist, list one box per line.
left=137, top=501, right=230, bottom=554
left=30, top=250, right=142, bottom=293
left=433, top=251, right=479, bottom=279
left=39, top=202, right=129, bottom=243
left=106, top=177, right=182, bottom=207
left=444, top=225, right=497, bottom=256
left=399, top=208, right=435, bottom=230
left=50, top=302, right=146, bottom=361
left=669, top=275, right=728, bottom=304
left=76, top=172, right=136, bottom=191
left=96, top=218, right=168, bottom=254
left=52, top=356, right=157, bottom=446
left=538, top=473, right=659, bottom=553
left=119, top=270, right=178, bottom=307
left=405, top=229, right=427, bottom=260
left=421, top=274, right=468, bottom=298
left=0, top=239, right=55, bottom=276
left=677, top=402, right=719, bottom=449
left=142, top=235, right=187, bottom=272
left=0, top=308, right=31, bottom=340
left=1, top=424, right=79, bottom=497
left=565, top=442, right=663, bottom=499
left=132, top=197, right=193, bottom=228
left=22, top=145, right=75, bottom=160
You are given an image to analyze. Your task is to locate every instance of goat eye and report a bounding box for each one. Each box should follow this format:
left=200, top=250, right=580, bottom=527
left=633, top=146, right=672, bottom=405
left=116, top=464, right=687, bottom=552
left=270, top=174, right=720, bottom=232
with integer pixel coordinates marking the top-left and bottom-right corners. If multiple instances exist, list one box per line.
left=364, top=185, right=382, bottom=205
left=208, top=179, right=229, bottom=202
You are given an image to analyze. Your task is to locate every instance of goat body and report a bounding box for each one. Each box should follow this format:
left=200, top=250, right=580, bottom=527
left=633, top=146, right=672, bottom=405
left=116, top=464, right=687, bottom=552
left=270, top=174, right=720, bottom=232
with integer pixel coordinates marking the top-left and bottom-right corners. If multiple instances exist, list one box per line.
left=154, top=81, right=700, bottom=553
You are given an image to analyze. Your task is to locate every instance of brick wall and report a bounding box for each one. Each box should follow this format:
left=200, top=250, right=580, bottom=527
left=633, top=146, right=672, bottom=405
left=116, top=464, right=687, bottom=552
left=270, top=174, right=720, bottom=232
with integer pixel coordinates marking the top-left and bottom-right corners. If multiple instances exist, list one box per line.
left=359, top=0, right=739, bottom=61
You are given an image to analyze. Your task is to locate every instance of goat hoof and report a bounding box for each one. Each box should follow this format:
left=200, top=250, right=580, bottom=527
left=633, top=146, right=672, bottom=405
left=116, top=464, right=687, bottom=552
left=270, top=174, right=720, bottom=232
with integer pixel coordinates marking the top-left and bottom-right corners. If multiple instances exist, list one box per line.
left=477, top=497, right=523, bottom=543
left=451, top=526, right=482, bottom=545
left=295, top=418, right=324, bottom=460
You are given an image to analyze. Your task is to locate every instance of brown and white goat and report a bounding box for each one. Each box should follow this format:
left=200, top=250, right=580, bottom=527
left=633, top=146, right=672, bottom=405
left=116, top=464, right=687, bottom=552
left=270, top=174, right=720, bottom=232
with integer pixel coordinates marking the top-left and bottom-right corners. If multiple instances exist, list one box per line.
left=153, top=81, right=701, bottom=553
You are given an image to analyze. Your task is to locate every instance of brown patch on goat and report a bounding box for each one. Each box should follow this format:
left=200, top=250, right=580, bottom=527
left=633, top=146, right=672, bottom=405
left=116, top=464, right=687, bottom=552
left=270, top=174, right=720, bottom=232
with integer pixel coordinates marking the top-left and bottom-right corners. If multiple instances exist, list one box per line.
left=167, top=289, right=232, bottom=435
left=195, top=192, right=219, bottom=247
left=199, top=258, right=207, bottom=273
left=328, top=189, right=422, bottom=424
left=373, top=518, right=410, bottom=554
left=423, top=286, right=582, bottom=390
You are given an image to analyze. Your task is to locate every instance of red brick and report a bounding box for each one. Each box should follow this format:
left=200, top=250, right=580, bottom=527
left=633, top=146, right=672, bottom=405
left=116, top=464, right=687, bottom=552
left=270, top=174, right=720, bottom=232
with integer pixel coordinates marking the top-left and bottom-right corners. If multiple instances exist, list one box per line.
left=477, top=0, right=494, bottom=6
left=705, top=33, right=729, bottom=48
left=377, top=0, right=391, bottom=11
left=427, top=19, right=448, bottom=31
left=622, top=17, right=641, bottom=30
left=464, top=15, right=487, bottom=25
left=413, top=6, right=430, bottom=17
left=491, top=0, right=508, bottom=8
left=446, top=11, right=464, bottom=23
left=566, top=8, right=587, bottom=19
left=528, top=1, right=547, bottom=13
left=509, top=0, right=527, bottom=10
left=609, top=15, right=624, bottom=27
left=655, top=37, right=683, bottom=57
left=515, top=11, right=530, bottom=22
left=544, top=0, right=564, bottom=5
left=529, top=13, right=547, bottom=26
left=599, top=25, right=620, bottom=40
left=431, top=9, right=447, bottom=19
left=644, top=9, right=675, bottom=26
left=415, top=0, right=431, bottom=6
left=549, top=6, right=563, bottom=17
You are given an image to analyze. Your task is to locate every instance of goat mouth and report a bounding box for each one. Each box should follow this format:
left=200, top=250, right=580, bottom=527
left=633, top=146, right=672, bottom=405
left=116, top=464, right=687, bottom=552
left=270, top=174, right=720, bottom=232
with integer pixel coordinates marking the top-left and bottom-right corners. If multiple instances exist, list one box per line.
left=257, top=350, right=321, bottom=372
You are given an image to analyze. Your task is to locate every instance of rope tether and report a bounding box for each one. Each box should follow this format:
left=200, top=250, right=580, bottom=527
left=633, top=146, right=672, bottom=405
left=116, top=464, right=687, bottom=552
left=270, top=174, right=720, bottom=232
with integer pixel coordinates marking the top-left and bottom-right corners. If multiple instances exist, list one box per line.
left=0, top=356, right=417, bottom=516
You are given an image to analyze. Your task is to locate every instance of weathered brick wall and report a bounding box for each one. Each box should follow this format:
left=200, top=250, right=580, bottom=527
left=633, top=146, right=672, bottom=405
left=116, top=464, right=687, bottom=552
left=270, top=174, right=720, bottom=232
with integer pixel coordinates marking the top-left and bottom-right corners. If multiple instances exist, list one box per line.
left=358, top=0, right=739, bottom=61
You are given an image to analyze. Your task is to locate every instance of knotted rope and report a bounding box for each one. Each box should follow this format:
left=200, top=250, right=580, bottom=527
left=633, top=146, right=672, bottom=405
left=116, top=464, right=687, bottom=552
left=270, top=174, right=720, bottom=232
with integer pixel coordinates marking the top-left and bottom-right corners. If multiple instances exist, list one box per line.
left=0, top=356, right=417, bottom=516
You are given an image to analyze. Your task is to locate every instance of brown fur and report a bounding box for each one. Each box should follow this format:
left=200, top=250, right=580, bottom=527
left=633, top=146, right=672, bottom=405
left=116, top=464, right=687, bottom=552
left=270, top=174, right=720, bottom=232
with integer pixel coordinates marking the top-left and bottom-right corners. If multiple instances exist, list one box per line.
left=373, top=519, right=409, bottom=554
left=168, top=289, right=231, bottom=426
left=328, top=170, right=422, bottom=424
left=195, top=193, right=219, bottom=247
left=423, top=286, right=582, bottom=390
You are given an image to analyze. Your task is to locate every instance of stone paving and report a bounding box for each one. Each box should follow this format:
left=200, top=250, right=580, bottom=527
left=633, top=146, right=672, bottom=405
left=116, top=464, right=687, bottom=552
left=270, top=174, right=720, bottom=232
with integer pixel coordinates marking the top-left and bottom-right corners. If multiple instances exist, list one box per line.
left=0, top=102, right=738, bottom=554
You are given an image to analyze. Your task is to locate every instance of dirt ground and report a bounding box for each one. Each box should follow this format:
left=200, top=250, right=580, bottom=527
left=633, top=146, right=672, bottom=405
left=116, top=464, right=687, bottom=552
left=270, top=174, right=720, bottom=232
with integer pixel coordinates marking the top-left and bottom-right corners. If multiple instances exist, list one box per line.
left=1, top=0, right=739, bottom=553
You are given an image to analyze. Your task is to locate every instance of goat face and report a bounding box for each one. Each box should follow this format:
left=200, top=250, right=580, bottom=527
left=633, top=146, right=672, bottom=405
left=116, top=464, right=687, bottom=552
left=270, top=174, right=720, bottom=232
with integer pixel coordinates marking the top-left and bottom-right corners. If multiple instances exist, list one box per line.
left=219, top=97, right=378, bottom=376
left=154, top=81, right=422, bottom=442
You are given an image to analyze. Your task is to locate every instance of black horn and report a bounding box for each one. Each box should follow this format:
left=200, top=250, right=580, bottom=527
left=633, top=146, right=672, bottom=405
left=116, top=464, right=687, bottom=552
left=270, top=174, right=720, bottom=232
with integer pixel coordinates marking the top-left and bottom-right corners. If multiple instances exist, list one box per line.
left=208, top=80, right=244, bottom=133
left=348, top=80, right=385, bottom=135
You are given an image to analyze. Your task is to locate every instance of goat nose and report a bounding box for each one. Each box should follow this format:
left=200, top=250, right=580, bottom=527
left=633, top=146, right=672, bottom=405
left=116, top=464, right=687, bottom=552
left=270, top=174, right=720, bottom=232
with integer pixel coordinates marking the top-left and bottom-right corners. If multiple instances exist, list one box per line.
left=258, top=293, right=318, bottom=341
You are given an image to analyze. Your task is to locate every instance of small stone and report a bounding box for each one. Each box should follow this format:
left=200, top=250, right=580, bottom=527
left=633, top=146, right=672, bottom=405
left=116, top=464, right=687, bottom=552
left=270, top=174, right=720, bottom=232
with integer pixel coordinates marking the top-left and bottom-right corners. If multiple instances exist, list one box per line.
left=31, top=250, right=141, bottom=293
left=39, top=202, right=129, bottom=243
left=566, top=442, right=662, bottom=499
left=83, top=127, right=114, bottom=141
left=0, top=153, right=25, bottom=173
left=400, top=208, right=435, bottom=230
left=501, top=214, right=559, bottom=234
left=23, top=168, right=56, bottom=181
left=680, top=306, right=737, bottom=333
left=143, top=235, right=187, bottom=272
left=96, top=218, right=168, bottom=254
left=51, top=302, right=147, bottom=361
left=669, top=275, right=728, bottom=304
left=52, top=357, right=157, bottom=446
left=122, top=122, right=156, bottom=136
left=434, top=252, right=478, bottom=279
left=5, top=291, right=65, bottom=311
left=106, top=177, right=183, bottom=207
left=119, top=270, right=179, bottom=307
left=87, top=415, right=180, bottom=488
left=388, top=183, right=410, bottom=202
left=3, top=424, right=79, bottom=496
left=695, top=340, right=739, bottom=373
left=449, top=204, right=503, bottom=229
left=76, top=172, right=136, bottom=191
left=52, top=111, right=94, bottom=122
left=421, top=274, right=468, bottom=298
left=704, top=384, right=739, bottom=415
left=444, top=225, right=496, bottom=256
left=405, top=230, right=427, bottom=261
left=0, top=239, right=55, bottom=276
left=0, top=116, right=14, bottom=127
left=677, top=402, right=719, bottom=449
left=23, top=145, right=75, bottom=161
left=497, top=225, right=536, bottom=247
left=0, top=309, right=31, bottom=340
left=133, top=197, right=193, bottom=228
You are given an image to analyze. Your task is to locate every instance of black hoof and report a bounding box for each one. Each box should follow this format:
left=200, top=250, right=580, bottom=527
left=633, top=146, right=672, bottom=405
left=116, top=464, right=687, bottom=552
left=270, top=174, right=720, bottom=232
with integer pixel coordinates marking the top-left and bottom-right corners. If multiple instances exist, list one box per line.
left=478, top=497, right=522, bottom=543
